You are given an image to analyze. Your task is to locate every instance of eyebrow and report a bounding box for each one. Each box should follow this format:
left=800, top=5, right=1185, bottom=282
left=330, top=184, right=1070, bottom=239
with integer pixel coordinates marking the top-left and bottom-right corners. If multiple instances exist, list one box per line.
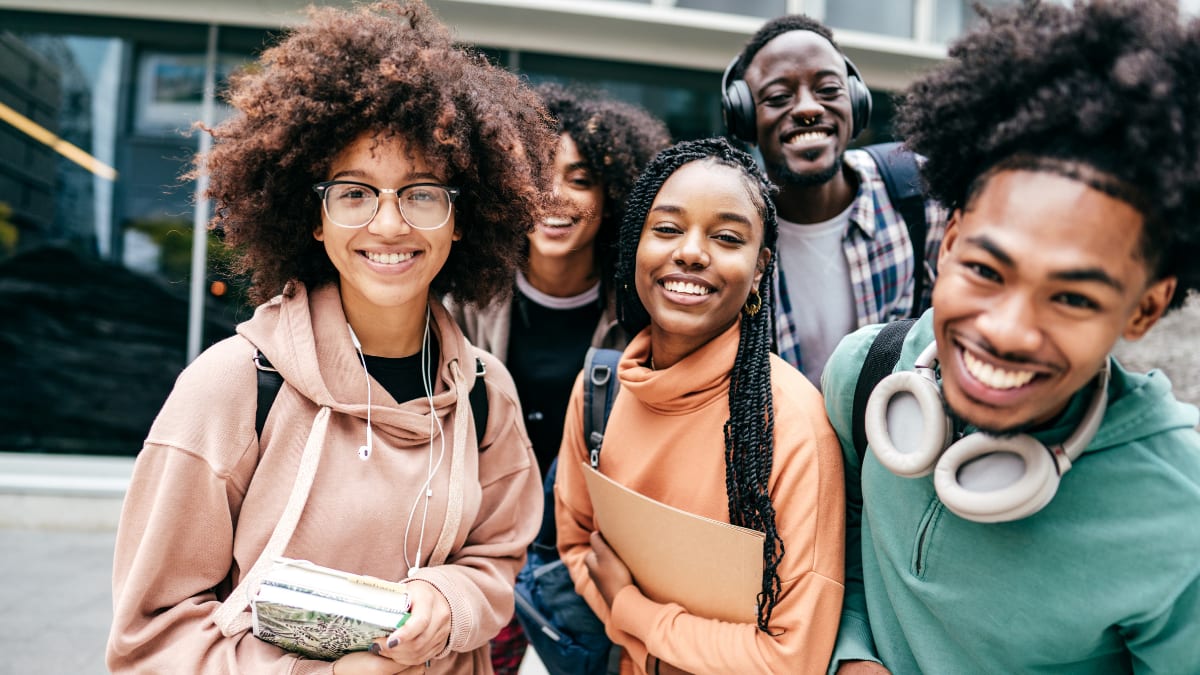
left=967, top=234, right=1126, bottom=292
left=650, top=203, right=755, bottom=227
left=329, top=168, right=443, bottom=183
left=565, top=161, right=592, bottom=173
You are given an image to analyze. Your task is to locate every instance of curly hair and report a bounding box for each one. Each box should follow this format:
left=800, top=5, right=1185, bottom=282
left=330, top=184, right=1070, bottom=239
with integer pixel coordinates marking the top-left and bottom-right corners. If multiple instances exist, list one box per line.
left=196, top=0, right=555, bottom=306
left=895, top=0, right=1200, bottom=311
left=729, top=14, right=836, bottom=81
left=535, top=82, right=670, bottom=285
left=615, top=137, right=784, bottom=633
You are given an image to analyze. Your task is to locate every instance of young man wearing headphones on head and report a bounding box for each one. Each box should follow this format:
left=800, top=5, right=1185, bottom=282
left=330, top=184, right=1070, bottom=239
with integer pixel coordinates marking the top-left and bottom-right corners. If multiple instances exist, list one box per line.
left=724, top=15, right=948, bottom=386
left=820, top=1, right=1200, bottom=673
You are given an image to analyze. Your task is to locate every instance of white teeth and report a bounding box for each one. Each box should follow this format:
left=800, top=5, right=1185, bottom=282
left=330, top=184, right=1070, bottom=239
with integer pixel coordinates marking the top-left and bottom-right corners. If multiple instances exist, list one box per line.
left=963, top=351, right=1036, bottom=389
left=543, top=218, right=571, bottom=228
left=365, top=251, right=416, bottom=264
left=785, top=131, right=828, bottom=144
left=662, top=280, right=711, bottom=296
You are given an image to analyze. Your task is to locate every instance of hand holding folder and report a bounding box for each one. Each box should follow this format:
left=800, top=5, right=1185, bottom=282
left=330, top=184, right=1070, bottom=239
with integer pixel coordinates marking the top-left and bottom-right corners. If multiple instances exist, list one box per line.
left=581, top=464, right=765, bottom=624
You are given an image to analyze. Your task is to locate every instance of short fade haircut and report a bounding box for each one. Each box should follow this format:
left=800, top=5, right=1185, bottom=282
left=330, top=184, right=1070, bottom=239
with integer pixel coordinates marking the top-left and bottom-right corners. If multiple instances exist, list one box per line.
left=896, top=0, right=1200, bottom=311
left=730, top=14, right=837, bottom=81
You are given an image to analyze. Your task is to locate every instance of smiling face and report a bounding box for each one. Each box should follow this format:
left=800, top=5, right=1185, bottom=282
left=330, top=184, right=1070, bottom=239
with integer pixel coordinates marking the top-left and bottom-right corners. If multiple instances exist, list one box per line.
left=314, top=131, right=460, bottom=325
left=742, top=30, right=853, bottom=186
left=635, top=160, right=771, bottom=366
left=933, top=169, right=1175, bottom=433
left=528, top=133, right=605, bottom=269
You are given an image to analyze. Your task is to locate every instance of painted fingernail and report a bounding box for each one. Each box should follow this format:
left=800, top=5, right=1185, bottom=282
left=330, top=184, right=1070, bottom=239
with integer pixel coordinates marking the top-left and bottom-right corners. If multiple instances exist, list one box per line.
left=387, top=638, right=399, bottom=649
left=368, top=643, right=381, bottom=655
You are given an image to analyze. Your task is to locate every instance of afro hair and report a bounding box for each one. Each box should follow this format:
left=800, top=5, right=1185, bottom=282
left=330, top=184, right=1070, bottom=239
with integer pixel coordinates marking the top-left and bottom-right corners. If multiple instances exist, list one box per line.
left=895, top=0, right=1200, bottom=311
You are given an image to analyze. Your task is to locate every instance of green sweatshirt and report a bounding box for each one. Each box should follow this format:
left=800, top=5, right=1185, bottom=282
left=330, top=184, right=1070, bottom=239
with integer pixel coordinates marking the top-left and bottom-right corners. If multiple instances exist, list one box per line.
left=823, top=310, right=1200, bottom=674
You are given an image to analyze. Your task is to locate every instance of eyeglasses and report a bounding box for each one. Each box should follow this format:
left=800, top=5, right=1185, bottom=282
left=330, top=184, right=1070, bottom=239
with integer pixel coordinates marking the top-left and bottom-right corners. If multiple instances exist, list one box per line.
left=313, top=180, right=460, bottom=230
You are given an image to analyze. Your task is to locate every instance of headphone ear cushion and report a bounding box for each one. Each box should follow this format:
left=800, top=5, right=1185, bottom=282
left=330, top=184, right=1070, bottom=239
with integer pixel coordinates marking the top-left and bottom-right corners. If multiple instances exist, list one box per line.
left=934, top=434, right=1060, bottom=523
left=723, top=79, right=758, bottom=144
left=864, top=371, right=950, bottom=477
left=847, top=76, right=872, bottom=139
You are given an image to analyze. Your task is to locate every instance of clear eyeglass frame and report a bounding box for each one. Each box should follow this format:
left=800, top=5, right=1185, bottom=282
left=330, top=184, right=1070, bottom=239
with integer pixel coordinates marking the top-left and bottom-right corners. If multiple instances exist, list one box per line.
left=312, top=180, right=461, bottom=230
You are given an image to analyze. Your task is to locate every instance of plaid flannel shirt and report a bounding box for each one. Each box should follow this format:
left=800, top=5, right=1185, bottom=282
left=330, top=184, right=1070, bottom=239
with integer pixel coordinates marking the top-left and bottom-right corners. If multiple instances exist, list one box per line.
left=773, top=148, right=948, bottom=374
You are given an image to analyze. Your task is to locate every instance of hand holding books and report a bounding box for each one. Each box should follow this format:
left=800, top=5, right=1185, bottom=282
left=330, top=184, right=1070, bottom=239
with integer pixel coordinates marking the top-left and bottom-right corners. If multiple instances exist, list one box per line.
left=368, top=577, right=452, bottom=666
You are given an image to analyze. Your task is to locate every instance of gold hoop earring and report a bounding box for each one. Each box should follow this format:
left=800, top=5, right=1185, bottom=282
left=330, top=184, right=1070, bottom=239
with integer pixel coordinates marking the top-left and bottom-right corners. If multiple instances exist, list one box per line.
left=743, top=289, right=762, bottom=316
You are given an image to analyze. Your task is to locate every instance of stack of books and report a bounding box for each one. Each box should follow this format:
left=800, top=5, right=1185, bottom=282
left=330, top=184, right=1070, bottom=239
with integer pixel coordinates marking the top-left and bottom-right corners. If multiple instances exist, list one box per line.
left=250, top=558, right=413, bottom=660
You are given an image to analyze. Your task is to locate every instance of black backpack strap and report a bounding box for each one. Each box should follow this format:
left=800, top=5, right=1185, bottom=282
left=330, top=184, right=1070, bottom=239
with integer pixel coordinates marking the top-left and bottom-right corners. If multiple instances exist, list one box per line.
left=863, top=142, right=929, bottom=318
left=469, top=356, right=488, bottom=450
left=851, top=318, right=917, bottom=464
left=254, top=350, right=284, bottom=440
left=583, top=347, right=622, bottom=469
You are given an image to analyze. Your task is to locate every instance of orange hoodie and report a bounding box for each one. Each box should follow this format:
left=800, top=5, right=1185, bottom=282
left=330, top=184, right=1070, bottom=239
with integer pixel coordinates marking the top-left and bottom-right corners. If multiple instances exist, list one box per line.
left=108, top=283, right=541, bottom=674
left=556, top=321, right=845, bottom=674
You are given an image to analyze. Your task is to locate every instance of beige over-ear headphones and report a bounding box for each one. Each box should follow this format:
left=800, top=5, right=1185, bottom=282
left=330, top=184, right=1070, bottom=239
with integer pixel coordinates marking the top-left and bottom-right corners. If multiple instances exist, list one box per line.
left=864, top=340, right=1110, bottom=523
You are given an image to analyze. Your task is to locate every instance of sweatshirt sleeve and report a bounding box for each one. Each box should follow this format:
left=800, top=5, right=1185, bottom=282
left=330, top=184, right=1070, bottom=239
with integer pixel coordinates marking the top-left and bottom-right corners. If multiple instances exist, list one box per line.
left=821, top=325, right=886, bottom=672
left=601, top=381, right=846, bottom=675
left=405, top=354, right=543, bottom=657
left=106, top=337, right=330, bottom=674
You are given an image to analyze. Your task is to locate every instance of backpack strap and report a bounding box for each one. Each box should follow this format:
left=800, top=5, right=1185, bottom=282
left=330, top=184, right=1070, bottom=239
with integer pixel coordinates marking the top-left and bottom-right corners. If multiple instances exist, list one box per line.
left=583, top=347, right=622, bottom=470
left=469, top=356, right=488, bottom=450
left=862, top=142, right=928, bottom=319
left=254, top=350, right=488, bottom=450
left=254, top=350, right=284, bottom=440
left=851, top=318, right=917, bottom=464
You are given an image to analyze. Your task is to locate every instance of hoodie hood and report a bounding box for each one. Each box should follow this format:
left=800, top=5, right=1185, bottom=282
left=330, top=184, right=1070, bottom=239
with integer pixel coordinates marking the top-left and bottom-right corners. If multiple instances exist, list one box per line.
left=237, top=282, right=480, bottom=444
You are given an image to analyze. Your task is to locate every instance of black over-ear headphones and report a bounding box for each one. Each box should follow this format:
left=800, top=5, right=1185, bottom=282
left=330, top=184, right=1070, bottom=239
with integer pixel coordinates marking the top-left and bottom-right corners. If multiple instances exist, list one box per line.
left=864, top=340, right=1110, bottom=523
left=721, top=49, right=873, bottom=145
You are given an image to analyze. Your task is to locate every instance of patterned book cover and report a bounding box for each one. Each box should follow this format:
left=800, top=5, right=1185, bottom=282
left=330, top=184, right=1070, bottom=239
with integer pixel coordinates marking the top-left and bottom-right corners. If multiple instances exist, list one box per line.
left=250, top=559, right=411, bottom=661
left=252, top=598, right=407, bottom=660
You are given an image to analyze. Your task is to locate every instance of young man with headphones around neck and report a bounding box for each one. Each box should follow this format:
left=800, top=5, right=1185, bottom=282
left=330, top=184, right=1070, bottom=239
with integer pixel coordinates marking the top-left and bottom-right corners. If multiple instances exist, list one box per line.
left=724, top=15, right=948, bottom=386
left=821, top=1, right=1200, bottom=673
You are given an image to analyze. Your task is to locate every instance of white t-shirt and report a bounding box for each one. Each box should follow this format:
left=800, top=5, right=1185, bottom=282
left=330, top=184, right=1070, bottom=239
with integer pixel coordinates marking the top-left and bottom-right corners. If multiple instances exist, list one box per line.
left=776, top=208, right=856, bottom=387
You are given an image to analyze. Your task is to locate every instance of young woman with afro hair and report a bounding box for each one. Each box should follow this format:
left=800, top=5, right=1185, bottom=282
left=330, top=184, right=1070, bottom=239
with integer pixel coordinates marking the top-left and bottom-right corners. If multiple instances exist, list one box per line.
left=107, top=2, right=555, bottom=673
left=554, top=137, right=846, bottom=675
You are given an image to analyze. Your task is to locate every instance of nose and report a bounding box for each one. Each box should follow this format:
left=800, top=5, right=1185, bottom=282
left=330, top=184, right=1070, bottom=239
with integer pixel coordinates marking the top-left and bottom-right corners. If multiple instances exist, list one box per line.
left=673, top=228, right=709, bottom=269
left=975, top=291, right=1042, bottom=358
left=366, top=192, right=412, bottom=237
left=790, top=87, right=823, bottom=122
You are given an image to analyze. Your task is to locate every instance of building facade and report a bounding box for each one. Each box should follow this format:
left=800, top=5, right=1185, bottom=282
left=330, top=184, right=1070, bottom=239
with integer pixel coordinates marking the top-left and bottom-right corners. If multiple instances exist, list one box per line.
left=0, top=0, right=1045, bottom=455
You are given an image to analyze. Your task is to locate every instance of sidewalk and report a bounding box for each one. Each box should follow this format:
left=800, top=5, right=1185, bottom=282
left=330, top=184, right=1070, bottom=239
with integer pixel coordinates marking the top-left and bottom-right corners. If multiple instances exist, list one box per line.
left=0, top=452, right=548, bottom=675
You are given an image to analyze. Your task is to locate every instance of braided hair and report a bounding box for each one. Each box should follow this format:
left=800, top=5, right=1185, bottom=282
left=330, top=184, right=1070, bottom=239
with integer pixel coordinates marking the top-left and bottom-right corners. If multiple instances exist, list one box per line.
left=615, top=137, right=783, bottom=632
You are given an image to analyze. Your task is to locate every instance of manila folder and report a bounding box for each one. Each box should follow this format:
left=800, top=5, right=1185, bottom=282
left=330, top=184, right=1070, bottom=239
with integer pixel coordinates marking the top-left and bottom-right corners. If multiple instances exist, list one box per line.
left=581, top=463, right=764, bottom=624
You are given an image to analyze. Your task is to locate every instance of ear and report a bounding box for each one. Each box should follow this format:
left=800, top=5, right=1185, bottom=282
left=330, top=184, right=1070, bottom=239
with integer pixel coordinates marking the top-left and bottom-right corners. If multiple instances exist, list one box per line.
left=938, top=209, right=961, bottom=267
left=1123, top=275, right=1176, bottom=341
left=452, top=226, right=462, bottom=243
left=752, top=247, right=772, bottom=290
left=314, top=225, right=325, bottom=242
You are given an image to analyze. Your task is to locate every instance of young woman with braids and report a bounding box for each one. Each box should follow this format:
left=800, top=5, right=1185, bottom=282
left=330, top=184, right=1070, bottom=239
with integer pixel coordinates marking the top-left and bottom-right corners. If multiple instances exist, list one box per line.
left=554, top=137, right=845, bottom=675
left=107, top=2, right=552, bottom=673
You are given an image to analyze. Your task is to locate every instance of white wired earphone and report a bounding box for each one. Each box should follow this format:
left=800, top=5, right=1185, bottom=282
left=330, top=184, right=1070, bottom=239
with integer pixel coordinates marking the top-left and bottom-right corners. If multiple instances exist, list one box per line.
left=347, top=311, right=445, bottom=577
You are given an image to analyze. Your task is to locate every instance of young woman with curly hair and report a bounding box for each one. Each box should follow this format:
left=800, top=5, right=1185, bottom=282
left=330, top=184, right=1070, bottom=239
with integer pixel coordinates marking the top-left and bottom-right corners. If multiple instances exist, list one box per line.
left=447, top=82, right=669, bottom=674
left=822, top=1, right=1200, bottom=672
left=554, top=137, right=846, bottom=675
left=107, top=3, right=555, bottom=673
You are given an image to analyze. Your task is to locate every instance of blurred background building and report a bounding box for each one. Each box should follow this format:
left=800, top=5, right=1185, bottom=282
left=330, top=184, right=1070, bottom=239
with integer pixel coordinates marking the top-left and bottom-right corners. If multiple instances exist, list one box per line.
left=1, top=0, right=1197, bottom=457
